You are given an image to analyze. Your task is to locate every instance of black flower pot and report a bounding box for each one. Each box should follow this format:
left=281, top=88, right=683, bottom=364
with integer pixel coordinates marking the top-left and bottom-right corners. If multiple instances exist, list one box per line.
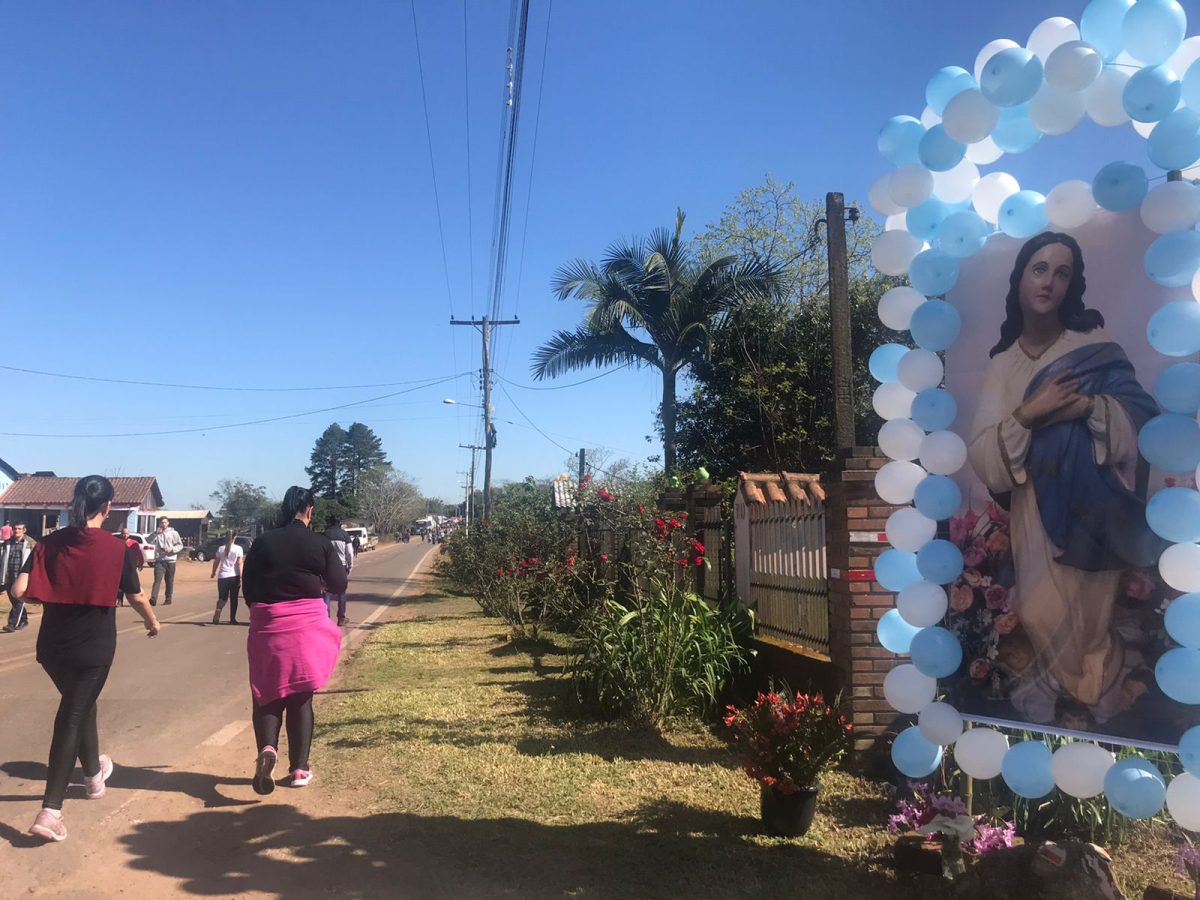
left=759, top=783, right=819, bottom=838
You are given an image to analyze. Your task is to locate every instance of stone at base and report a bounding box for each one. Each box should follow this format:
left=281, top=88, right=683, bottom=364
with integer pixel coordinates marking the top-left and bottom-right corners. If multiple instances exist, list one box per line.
left=952, top=841, right=1124, bottom=900
left=1143, top=886, right=1193, bottom=900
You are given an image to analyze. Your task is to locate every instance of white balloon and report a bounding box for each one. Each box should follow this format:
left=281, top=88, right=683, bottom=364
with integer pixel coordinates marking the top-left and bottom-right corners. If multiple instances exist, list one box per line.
left=942, top=89, right=999, bottom=144
left=870, top=173, right=905, bottom=216
left=932, top=159, right=980, bottom=204
left=879, top=418, right=926, bottom=461
left=954, top=727, right=1009, bottom=780
left=1085, top=67, right=1132, bottom=127
left=973, top=172, right=1020, bottom=224
left=897, top=348, right=944, bottom=392
left=1141, top=181, right=1200, bottom=234
left=875, top=460, right=926, bottom=505
left=975, top=38, right=1020, bottom=82
left=897, top=581, right=948, bottom=627
left=1193, top=265, right=1200, bottom=302
left=1161, top=543, right=1200, bottom=592
left=1045, top=40, right=1103, bottom=92
left=1029, top=84, right=1086, bottom=135
left=1168, top=36, right=1200, bottom=81
left=1028, top=16, right=1079, bottom=62
left=1167, top=772, right=1200, bottom=831
left=966, top=136, right=1004, bottom=164
left=920, top=105, right=942, bottom=128
left=890, top=164, right=935, bottom=208
left=883, top=663, right=937, bottom=715
left=1050, top=742, right=1114, bottom=799
left=872, top=230, right=925, bottom=276
left=885, top=213, right=909, bottom=231
left=1046, top=180, right=1098, bottom=228
left=878, top=286, right=925, bottom=330
left=886, top=507, right=937, bottom=552
left=873, top=382, right=917, bottom=420
left=919, top=702, right=964, bottom=745
left=919, top=430, right=968, bottom=476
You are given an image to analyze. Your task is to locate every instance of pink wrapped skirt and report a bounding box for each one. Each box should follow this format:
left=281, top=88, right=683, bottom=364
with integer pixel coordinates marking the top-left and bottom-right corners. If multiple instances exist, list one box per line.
left=247, top=598, right=342, bottom=705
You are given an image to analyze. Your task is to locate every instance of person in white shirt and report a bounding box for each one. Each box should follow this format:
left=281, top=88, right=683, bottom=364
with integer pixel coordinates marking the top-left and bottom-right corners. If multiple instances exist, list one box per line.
left=210, top=531, right=245, bottom=625
left=149, top=516, right=184, bottom=606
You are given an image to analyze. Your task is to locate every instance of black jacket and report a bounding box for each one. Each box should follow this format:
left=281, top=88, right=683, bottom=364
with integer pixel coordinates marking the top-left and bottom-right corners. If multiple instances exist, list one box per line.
left=242, top=520, right=348, bottom=605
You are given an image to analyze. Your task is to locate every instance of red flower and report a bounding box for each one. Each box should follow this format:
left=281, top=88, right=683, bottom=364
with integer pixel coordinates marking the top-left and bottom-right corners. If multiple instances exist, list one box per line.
left=693, top=556, right=704, bottom=566
left=1120, top=570, right=1155, bottom=601
left=691, top=540, right=705, bottom=555
left=496, top=568, right=506, bottom=576
left=567, top=557, right=576, bottom=566
left=599, top=553, right=609, bottom=562
left=679, top=512, right=687, bottom=519
left=676, top=559, right=688, bottom=568
left=597, top=488, right=615, bottom=502
left=669, top=519, right=681, bottom=529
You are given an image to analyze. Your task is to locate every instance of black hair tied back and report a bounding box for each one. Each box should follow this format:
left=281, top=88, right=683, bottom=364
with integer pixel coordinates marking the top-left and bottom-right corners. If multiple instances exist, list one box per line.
left=280, top=486, right=316, bottom=525
left=70, top=475, right=115, bottom=528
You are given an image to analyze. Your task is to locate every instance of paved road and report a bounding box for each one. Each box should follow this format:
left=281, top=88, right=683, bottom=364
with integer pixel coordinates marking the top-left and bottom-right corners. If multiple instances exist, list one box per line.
left=0, top=539, right=436, bottom=897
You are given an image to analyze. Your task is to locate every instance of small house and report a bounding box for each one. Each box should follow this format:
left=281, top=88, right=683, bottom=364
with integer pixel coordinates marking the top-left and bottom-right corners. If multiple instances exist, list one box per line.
left=0, top=475, right=164, bottom=538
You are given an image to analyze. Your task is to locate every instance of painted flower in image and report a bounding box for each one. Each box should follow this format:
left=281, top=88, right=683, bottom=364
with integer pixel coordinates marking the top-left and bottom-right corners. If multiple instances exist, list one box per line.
left=950, top=584, right=974, bottom=612
left=963, top=542, right=987, bottom=568
left=1120, top=570, right=1155, bottom=602
left=968, top=658, right=991, bottom=680
left=986, top=530, right=1010, bottom=554
left=949, top=509, right=980, bottom=546
left=993, top=611, right=1020, bottom=635
left=961, top=568, right=983, bottom=587
left=984, top=584, right=1009, bottom=611
left=985, top=501, right=1009, bottom=527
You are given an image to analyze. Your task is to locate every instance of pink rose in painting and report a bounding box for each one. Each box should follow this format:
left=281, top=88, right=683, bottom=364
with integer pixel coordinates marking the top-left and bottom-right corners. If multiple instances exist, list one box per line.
left=961, top=568, right=983, bottom=587
left=984, top=584, right=1009, bottom=611
left=994, top=611, right=1019, bottom=635
left=969, top=658, right=991, bottom=680
left=985, top=501, right=1009, bottom=526
left=1120, top=570, right=1154, bottom=602
left=963, top=543, right=987, bottom=568
left=950, top=583, right=975, bottom=612
left=949, top=515, right=968, bottom=547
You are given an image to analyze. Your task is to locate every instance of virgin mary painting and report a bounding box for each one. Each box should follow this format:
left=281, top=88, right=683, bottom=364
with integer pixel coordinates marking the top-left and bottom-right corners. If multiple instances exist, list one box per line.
left=965, top=230, right=1164, bottom=729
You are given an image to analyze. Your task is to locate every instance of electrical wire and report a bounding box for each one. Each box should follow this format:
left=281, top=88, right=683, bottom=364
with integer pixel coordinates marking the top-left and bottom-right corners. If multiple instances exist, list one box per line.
left=462, top=0, right=476, bottom=317
left=494, top=362, right=633, bottom=390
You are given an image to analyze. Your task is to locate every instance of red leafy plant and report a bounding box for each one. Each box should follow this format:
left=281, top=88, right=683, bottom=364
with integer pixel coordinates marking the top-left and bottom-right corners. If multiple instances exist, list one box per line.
left=724, top=687, right=852, bottom=794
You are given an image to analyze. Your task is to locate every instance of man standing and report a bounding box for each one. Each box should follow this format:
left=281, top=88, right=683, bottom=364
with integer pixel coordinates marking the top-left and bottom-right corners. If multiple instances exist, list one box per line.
left=1, top=524, right=36, bottom=632
left=150, top=516, right=183, bottom=606
left=323, top=517, right=355, bottom=626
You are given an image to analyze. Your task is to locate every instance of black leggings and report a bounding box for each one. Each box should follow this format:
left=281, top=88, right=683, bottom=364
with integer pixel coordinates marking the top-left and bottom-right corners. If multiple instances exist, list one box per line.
left=216, top=576, right=240, bottom=621
left=252, top=692, right=314, bottom=771
left=41, top=661, right=110, bottom=810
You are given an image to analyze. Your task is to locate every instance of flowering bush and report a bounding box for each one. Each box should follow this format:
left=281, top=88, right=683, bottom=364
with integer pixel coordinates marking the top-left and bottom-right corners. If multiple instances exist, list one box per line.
left=887, top=781, right=1015, bottom=855
left=723, top=688, right=851, bottom=793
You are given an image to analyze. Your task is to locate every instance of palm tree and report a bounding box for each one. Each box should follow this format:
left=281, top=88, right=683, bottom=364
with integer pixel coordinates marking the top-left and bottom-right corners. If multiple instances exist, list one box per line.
left=532, top=210, right=783, bottom=473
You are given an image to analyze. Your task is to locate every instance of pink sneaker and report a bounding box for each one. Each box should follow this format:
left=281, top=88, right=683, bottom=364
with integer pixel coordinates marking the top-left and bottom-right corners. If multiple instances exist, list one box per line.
left=29, top=809, right=67, bottom=842
left=252, top=746, right=277, bottom=796
left=85, top=755, right=113, bottom=800
left=289, top=769, right=312, bottom=787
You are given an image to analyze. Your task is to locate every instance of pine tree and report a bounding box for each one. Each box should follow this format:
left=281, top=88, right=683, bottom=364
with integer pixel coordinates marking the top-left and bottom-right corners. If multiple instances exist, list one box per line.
left=344, top=422, right=389, bottom=495
left=306, top=423, right=350, bottom=499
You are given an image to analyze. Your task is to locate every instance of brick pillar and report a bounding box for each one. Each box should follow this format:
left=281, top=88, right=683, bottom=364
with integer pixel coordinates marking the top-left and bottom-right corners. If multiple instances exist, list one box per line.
left=825, top=446, right=907, bottom=751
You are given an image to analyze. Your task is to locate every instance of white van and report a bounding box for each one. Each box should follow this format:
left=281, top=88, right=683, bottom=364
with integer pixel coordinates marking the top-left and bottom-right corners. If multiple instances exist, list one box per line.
left=344, top=527, right=377, bottom=553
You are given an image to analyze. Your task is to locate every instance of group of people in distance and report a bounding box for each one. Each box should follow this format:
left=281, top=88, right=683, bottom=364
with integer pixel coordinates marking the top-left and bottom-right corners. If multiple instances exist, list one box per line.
left=12, top=478, right=348, bottom=842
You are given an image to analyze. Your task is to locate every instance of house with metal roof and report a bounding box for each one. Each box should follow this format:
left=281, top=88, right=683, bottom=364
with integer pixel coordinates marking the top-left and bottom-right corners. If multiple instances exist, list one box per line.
left=0, top=475, right=164, bottom=537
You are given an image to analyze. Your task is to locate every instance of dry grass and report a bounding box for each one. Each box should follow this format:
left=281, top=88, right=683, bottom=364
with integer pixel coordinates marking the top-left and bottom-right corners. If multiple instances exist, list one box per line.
left=315, top=587, right=1194, bottom=900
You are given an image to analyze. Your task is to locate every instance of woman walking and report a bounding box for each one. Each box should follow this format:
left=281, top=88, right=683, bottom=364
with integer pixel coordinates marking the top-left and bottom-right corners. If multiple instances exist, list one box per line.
left=210, top=531, right=244, bottom=625
left=241, top=487, right=345, bottom=794
left=12, top=476, right=160, bottom=842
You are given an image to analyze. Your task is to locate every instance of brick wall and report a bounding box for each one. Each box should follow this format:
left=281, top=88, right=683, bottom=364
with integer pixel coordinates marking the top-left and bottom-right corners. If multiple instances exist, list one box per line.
left=825, top=446, right=906, bottom=752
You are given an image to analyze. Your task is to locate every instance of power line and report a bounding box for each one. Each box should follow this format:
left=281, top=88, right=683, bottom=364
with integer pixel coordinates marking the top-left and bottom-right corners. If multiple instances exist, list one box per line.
left=494, top=362, right=632, bottom=390
left=0, top=373, right=469, bottom=438
left=462, top=0, right=476, bottom=317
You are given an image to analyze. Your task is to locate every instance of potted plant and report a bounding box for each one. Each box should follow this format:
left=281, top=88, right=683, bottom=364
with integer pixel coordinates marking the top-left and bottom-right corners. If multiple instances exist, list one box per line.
left=723, top=687, right=852, bottom=837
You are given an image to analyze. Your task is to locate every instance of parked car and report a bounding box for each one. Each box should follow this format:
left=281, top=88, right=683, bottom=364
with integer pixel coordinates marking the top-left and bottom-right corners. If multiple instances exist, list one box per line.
left=112, top=532, right=155, bottom=564
left=344, top=527, right=377, bottom=553
left=190, top=535, right=253, bottom=562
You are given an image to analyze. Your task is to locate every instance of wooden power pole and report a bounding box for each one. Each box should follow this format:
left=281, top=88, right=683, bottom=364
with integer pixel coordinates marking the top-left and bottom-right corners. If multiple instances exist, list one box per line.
left=825, top=191, right=855, bottom=453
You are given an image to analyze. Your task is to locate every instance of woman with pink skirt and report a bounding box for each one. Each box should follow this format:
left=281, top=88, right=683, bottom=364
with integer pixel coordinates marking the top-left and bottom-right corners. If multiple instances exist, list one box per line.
left=241, top=486, right=346, bottom=794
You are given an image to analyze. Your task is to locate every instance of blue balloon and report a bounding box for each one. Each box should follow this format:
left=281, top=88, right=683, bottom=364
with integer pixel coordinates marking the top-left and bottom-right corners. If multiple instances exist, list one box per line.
left=1166, top=594, right=1200, bottom=648
left=1082, top=0, right=1135, bottom=61
left=1155, top=363, right=1200, bottom=414
left=1123, top=64, right=1182, bottom=122
left=1149, top=107, right=1200, bottom=171
left=908, top=250, right=960, bottom=298
left=1122, top=0, right=1186, bottom=66
left=1184, top=59, right=1200, bottom=111
left=892, top=725, right=943, bottom=778
left=938, top=210, right=990, bottom=259
left=875, top=548, right=922, bottom=593
left=980, top=47, right=1044, bottom=108
left=1104, top=758, right=1166, bottom=818
left=1157, top=647, right=1200, bottom=703
left=1001, top=741, right=1055, bottom=799
left=918, top=125, right=966, bottom=172
left=910, top=626, right=963, bottom=678
left=1093, top=161, right=1149, bottom=211
left=877, top=608, right=921, bottom=654
left=1148, top=301, right=1200, bottom=357
left=906, top=196, right=953, bottom=241
left=1179, top=725, right=1200, bottom=776
left=998, top=190, right=1048, bottom=239
left=1145, top=230, right=1200, bottom=287
left=910, top=299, right=961, bottom=351
left=878, top=116, right=926, bottom=166
left=926, top=66, right=976, bottom=116
left=992, top=103, right=1042, bottom=154
left=916, top=539, right=964, bottom=585
left=869, top=343, right=910, bottom=383
left=912, top=388, right=957, bottom=431
left=914, top=475, right=961, bottom=521
left=1148, top=488, right=1200, bottom=543
left=1138, top=413, right=1200, bottom=472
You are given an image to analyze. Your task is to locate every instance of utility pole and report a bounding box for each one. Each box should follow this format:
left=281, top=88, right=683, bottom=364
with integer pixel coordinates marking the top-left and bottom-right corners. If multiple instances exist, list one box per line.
left=459, top=443, right=484, bottom=536
left=824, top=192, right=856, bottom=454
left=450, top=314, right=519, bottom=522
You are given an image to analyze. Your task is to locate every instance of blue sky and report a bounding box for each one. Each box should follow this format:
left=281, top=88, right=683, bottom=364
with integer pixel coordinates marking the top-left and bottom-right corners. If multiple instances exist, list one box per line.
left=0, top=1, right=1163, bottom=508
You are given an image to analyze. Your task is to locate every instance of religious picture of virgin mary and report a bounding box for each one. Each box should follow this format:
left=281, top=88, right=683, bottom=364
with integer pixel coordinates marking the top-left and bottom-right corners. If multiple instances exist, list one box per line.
left=955, top=231, right=1177, bottom=742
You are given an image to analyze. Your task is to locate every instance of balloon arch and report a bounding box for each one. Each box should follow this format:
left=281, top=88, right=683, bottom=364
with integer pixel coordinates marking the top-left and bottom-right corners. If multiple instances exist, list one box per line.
left=869, top=0, right=1200, bottom=828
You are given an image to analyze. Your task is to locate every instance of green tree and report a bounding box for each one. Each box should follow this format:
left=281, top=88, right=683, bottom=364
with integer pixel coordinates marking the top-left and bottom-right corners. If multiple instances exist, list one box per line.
left=343, top=422, right=389, bottom=495
left=208, top=479, right=277, bottom=530
left=674, top=178, right=893, bottom=477
left=531, top=210, right=784, bottom=474
left=306, top=423, right=350, bottom=500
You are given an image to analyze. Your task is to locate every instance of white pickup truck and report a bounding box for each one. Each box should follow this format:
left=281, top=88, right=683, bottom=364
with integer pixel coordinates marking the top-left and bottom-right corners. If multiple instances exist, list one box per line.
left=344, top=527, right=378, bottom=553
